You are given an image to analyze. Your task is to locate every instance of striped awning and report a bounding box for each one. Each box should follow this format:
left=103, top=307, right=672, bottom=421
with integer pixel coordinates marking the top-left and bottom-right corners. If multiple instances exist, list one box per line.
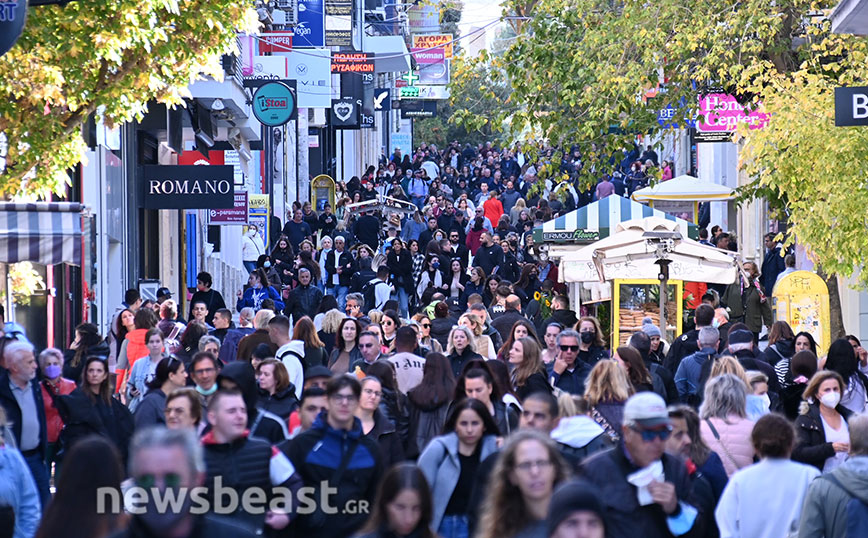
left=0, top=203, right=83, bottom=265
left=534, top=196, right=699, bottom=244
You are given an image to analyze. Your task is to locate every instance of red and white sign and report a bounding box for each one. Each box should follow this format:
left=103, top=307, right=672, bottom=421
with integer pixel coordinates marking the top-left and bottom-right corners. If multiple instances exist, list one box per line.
left=411, top=47, right=445, bottom=64
left=698, top=94, right=769, bottom=132
left=259, top=32, right=293, bottom=53
left=210, top=191, right=249, bottom=224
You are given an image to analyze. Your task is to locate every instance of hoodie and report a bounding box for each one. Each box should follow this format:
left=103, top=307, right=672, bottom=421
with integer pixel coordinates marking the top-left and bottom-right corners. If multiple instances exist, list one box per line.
left=551, top=415, right=614, bottom=470
left=217, top=362, right=288, bottom=444
left=799, top=456, right=868, bottom=538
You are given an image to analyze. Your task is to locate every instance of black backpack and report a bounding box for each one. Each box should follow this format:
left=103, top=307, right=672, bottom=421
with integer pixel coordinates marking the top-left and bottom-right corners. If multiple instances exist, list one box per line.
left=361, top=278, right=379, bottom=313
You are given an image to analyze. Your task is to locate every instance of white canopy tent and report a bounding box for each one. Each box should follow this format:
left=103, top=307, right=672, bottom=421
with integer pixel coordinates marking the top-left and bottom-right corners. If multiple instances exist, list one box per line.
left=559, top=217, right=738, bottom=284
left=631, top=175, right=736, bottom=203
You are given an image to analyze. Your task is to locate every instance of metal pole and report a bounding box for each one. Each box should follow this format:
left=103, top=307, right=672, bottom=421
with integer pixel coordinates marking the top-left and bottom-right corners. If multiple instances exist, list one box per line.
left=263, top=124, right=274, bottom=247
left=659, top=278, right=667, bottom=340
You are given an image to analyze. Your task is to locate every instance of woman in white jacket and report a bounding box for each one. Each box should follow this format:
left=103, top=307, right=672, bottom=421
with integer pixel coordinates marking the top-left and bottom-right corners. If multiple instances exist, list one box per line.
left=715, top=413, right=819, bottom=538
left=417, top=398, right=499, bottom=537
left=241, top=224, right=265, bottom=274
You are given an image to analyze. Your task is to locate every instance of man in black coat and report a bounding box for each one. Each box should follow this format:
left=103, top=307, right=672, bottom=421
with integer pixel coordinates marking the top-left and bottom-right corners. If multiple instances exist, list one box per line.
left=473, top=231, right=504, bottom=277
left=491, top=295, right=526, bottom=343
left=325, top=236, right=355, bottom=309
left=760, top=233, right=786, bottom=296
left=664, top=304, right=715, bottom=375
left=353, top=210, right=380, bottom=251
left=581, top=392, right=701, bottom=538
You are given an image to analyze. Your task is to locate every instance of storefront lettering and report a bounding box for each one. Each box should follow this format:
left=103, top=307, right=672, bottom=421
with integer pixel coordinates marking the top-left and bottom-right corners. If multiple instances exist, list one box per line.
left=148, top=179, right=232, bottom=195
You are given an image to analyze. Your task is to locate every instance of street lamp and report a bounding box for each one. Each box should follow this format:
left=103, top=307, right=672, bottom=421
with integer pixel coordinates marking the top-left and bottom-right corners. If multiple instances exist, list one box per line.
left=644, top=231, right=680, bottom=340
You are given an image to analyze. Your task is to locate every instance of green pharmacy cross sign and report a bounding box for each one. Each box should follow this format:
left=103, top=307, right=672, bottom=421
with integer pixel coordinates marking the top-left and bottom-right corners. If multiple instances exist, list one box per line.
left=401, top=71, right=420, bottom=86
left=252, top=82, right=297, bottom=127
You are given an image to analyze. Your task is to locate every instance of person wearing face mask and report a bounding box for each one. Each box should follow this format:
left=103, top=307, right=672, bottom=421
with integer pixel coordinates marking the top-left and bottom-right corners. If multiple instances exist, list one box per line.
left=745, top=371, right=772, bottom=420
left=241, top=224, right=266, bottom=274
left=793, top=370, right=853, bottom=472
left=38, top=348, right=76, bottom=476
left=576, top=317, right=608, bottom=367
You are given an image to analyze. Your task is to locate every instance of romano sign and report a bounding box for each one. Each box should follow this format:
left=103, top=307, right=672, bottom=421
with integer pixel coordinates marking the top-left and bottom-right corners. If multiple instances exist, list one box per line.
left=140, top=165, right=234, bottom=209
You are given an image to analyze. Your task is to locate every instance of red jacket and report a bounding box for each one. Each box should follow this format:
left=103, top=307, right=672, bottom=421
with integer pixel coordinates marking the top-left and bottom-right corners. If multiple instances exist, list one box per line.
left=41, top=377, right=76, bottom=443
left=466, top=228, right=484, bottom=255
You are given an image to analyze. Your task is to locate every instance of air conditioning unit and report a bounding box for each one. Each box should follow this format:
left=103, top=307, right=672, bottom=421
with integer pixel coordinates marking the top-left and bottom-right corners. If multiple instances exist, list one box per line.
left=275, top=0, right=298, bottom=26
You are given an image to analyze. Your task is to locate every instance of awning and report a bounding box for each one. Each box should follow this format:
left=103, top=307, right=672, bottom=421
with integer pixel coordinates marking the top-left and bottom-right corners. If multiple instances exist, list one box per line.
left=367, top=35, right=412, bottom=73
left=534, top=196, right=698, bottom=244
left=631, top=175, right=735, bottom=202
left=0, top=203, right=84, bottom=265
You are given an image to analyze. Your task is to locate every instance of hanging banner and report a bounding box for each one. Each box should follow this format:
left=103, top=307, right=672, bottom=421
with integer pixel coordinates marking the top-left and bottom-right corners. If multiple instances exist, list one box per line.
left=325, top=0, right=353, bottom=46
left=295, top=0, right=325, bottom=47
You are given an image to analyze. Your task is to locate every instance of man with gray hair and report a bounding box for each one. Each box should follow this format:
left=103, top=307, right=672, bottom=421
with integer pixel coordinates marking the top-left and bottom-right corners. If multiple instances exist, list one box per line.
left=113, top=426, right=257, bottom=537
left=0, top=341, right=49, bottom=509
left=548, top=329, right=592, bottom=395
left=674, top=327, right=719, bottom=406
left=284, top=267, right=323, bottom=324
left=799, top=413, right=868, bottom=537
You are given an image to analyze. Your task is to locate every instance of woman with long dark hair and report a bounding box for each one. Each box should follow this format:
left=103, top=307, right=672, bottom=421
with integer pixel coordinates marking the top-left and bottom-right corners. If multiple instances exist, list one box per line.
left=417, top=254, right=445, bottom=303
left=775, top=332, right=819, bottom=388
left=63, top=323, right=109, bottom=386
left=58, top=357, right=134, bottom=464
left=417, top=398, right=499, bottom=537
left=236, top=267, right=285, bottom=312
left=477, top=430, right=570, bottom=538
left=779, top=350, right=819, bottom=420
left=329, top=318, right=363, bottom=374
left=356, top=463, right=437, bottom=538
left=464, top=266, right=486, bottom=300
left=381, top=310, right=402, bottom=352
left=825, top=337, right=868, bottom=414
left=133, top=356, right=187, bottom=429
left=513, top=264, right=540, bottom=306
left=497, top=319, right=541, bottom=362
left=408, top=353, right=456, bottom=456
left=35, top=436, right=125, bottom=538
left=367, top=360, right=411, bottom=452
left=453, top=361, right=518, bottom=437
left=508, top=336, right=551, bottom=400
left=446, top=258, right=468, bottom=301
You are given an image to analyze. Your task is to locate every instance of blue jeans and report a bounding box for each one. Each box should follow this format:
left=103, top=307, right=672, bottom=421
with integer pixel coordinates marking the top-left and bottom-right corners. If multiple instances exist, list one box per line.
left=439, top=515, right=469, bottom=538
left=243, top=261, right=257, bottom=274
left=327, top=285, right=349, bottom=310
left=411, top=195, right=426, bottom=210
left=23, top=452, right=50, bottom=511
left=392, top=287, right=409, bottom=318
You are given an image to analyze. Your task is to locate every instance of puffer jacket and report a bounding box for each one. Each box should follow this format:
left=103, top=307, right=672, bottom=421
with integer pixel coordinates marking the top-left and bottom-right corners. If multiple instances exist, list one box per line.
left=699, top=415, right=756, bottom=477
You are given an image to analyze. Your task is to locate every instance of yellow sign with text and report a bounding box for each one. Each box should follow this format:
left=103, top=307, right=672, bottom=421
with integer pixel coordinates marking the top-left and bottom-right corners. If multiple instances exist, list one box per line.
left=412, top=34, right=453, bottom=59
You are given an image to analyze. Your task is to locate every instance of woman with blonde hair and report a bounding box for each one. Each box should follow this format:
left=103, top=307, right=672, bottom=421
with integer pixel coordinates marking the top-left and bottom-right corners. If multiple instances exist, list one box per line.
left=584, top=360, right=633, bottom=442
left=699, top=373, right=755, bottom=477
left=458, top=312, right=496, bottom=360
left=477, top=430, right=570, bottom=538
left=793, top=370, right=852, bottom=472
left=509, top=197, right=527, bottom=226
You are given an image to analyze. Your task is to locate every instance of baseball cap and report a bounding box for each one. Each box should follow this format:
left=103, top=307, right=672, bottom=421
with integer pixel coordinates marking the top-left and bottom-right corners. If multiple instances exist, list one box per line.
left=156, top=287, right=172, bottom=300
left=623, top=392, right=670, bottom=428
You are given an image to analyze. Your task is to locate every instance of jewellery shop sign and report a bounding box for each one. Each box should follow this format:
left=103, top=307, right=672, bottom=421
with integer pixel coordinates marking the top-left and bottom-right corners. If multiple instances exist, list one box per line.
left=139, top=165, right=235, bottom=209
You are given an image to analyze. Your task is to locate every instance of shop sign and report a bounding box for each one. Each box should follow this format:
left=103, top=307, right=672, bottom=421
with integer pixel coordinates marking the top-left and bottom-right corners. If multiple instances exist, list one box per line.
left=140, top=165, right=234, bottom=209
left=698, top=93, right=769, bottom=133
left=209, top=191, right=249, bottom=224
left=331, top=52, right=375, bottom=73
left=258, top=32, right=293, bottom=53
left=410, top=47, right=445, bottom=64
left=0, top=0, right=26, bottom=57
left=411, top=34, right=453, bottom=59
left=252, top=82, right=297, bottom=126
left=835, top=86, right=868, bottom=126
left=542, top=229, right=600, bottom=242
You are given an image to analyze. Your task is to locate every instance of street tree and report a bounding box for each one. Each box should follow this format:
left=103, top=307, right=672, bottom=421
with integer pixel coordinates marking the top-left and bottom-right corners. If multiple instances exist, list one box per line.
left=0, top=0, right=258, bottom=198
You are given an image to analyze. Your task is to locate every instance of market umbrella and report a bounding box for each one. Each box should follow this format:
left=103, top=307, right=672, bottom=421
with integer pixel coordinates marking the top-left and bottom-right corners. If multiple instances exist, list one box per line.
left=631, top=175, right=735, bottom=203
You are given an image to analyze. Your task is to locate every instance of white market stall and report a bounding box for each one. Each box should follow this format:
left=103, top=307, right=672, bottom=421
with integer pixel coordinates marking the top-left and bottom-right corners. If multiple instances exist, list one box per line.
left=559, top=217, right=738, bottom=346
left=631, top=175, right=735, bottom=223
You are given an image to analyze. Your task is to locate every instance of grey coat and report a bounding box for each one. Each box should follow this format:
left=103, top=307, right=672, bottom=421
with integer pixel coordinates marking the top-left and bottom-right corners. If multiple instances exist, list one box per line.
left=416, top=431, right=498, bottom=530
left=799, top=456, right=868, bottom=538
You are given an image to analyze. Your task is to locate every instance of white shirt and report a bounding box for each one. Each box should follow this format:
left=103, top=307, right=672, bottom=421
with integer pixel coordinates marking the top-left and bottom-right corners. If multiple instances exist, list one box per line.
left=821, top=415, right=849, bottom=473
left=715, top=458, right=819, bottom=538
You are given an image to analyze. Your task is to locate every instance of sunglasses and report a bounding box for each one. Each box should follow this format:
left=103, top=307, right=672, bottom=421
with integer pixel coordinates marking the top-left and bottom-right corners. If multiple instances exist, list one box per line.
left=421, top=323, right=430, bottom=328
left=559, top=345, right=579, bottom=352
left=631, top=425, right=673, bottom=442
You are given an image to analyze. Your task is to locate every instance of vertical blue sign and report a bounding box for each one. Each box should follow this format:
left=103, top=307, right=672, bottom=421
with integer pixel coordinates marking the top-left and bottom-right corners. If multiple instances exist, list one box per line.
left=295, top=0, right=325, bottom=48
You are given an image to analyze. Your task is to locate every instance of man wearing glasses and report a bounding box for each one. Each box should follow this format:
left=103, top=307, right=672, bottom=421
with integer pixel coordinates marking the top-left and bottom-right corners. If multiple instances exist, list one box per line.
left=548, top=329, right=591, bottom=395
left=581, top=392, right=699, bottom=538
left=350, top=332, right=382, bottom=375
left=281, top=375, right=383, bottom=536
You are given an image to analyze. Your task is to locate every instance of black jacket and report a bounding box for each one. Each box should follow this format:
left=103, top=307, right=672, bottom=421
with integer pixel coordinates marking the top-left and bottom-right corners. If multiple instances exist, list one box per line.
left=367, top=408, right=405, bottom=466
left=110, top=514, right=258, bottom=538
left=547, top=360, right=591, bottom=395
left=474, top=243, right=504, bottom=276
left=515, top=370, right=552, bottom=401
left=0, top=371, right=47, bottom=457
left=217, top=362, right=288, bottom=444
left=57, top=388, right=134, bottom=464
left=258, top=385, right=298, bottom=421
left=664, top=329, right=700, bottom=375
left=581, top=446, right=701, bottom=538
left=281, top=414, right=383, bottom=535
left=491, top=309, right=526, bottom=343
left=542, top=309, right=579, bottom=331
left=430, top=317, right=456, bottom=351
left=284, top=283, right=323, bottom=323
left=793, top=402, right=853, bottom=471
left=386, top=249, right=414, bottom=292
left=62, top=340, right=111, bottom=385
left=406, top=397, right=450, bottom=458
left=326, top=249, right=356, bottom=288
left=447, top=347, right=483, bottom=379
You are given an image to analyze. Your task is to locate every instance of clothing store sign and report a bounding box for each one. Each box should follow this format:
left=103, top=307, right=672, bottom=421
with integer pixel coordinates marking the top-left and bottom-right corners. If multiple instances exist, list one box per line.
left=835, top=87, right=868, bottom=126
left=140, top=165, right=234, bottom=209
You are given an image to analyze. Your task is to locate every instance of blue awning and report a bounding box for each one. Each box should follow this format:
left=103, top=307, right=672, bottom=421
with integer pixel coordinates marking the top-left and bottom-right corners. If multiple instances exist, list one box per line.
left=534, top=196, right=699, bottom=243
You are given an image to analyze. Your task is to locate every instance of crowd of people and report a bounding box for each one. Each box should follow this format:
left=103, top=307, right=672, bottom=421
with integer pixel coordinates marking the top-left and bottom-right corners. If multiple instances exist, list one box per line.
left=0, top=140, right=862, bottom=538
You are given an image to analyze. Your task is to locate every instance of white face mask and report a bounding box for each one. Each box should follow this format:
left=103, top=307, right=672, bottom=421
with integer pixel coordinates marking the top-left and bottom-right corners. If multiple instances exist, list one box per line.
left=760, top=393, right=771, bottom=412
left=820, top=391, right=841, bottom=409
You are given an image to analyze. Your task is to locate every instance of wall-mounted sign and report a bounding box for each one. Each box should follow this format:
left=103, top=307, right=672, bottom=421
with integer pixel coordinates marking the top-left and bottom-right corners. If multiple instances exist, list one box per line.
left=295, top=0, right=325, bottom=47
left=358, top=96, right=374, bottom=129
left=331, top=52, right=375, bottom=73
left=248, top=194, right=270, bottom=250
left=410, top=47, right=445, bottom=64
left=140, top=165, right=234, bottom=209
left=417, top=61, right=449, bottom=85
left=835, top=86, right=868, bottom=127
left=243, top=55, right=289, bottom=80
left=697, top=93, right=768, bottom=138
left=411, top=34, right=453, bottom=59
left=325, top=0, right=352, bottom=46
left=0, top=0, right=27, bottom=56
left=407, top=4, right=439, bottom=34
left=373, top=88, right=391, bottom=111
left=258, top=32, right=293, bottom=53
left=210, top=191, right=249, bottom=224
left=399, top=100, right=436, bottom=119
left=252, top=82, right=297, bottom=126
left=287, top=49, right=331, bottom=108
left=398, top=85, right=450, bottom=100
left=331, top=97, right=360, bottom=129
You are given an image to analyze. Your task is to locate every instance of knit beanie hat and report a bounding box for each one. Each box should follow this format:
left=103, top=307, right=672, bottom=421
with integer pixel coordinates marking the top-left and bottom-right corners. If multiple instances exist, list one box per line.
left=641, top=317, right=662, bottom=338
left=547, top=481, right=606, bottom=536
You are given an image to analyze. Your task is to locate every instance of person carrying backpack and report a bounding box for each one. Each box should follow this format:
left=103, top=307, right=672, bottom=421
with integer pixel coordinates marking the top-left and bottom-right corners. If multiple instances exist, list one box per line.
left=362, top=266, right=394, bottom=312
left=673, top=327, right=719, bottom=406
left=799, top=413, right=868, bottom=538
